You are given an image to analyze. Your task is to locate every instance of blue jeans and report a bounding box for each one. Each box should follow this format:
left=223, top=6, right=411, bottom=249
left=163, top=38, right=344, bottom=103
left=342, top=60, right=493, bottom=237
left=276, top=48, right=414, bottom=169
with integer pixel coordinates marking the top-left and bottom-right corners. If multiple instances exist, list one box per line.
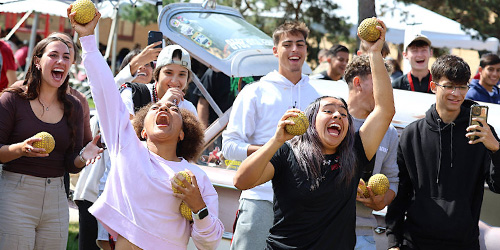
left=355, top=235, right=376, bottom=250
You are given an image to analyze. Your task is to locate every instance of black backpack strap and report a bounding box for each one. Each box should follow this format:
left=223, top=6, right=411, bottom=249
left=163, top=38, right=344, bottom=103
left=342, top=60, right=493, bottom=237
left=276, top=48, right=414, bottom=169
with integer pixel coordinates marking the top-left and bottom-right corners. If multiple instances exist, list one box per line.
left=119, top=82, right=152, bottom=113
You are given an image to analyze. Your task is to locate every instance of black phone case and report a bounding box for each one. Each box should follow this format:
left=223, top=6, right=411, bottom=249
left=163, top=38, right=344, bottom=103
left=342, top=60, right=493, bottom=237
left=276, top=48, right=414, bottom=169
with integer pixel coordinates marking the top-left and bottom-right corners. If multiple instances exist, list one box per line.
left=148, top=31, right=163, bottom=49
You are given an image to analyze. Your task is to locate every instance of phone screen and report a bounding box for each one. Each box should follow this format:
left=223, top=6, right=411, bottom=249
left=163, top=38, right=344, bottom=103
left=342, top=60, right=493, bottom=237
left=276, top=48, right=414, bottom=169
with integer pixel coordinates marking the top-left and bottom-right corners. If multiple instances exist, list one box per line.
left=148, top=31, right=163, bottom=49
left=469, top=105, right=488, bottom=140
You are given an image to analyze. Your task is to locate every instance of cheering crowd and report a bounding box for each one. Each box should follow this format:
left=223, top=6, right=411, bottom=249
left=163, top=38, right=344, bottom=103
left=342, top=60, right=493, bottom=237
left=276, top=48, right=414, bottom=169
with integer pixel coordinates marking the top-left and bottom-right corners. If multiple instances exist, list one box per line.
left=0, top=5, right=499, bottom=250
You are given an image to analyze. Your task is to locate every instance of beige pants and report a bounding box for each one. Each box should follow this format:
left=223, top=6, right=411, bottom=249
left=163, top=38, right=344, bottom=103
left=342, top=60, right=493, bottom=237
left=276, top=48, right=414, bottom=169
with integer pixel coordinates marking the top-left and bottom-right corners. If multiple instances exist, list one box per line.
left=0, top=171, right=69, bottom=250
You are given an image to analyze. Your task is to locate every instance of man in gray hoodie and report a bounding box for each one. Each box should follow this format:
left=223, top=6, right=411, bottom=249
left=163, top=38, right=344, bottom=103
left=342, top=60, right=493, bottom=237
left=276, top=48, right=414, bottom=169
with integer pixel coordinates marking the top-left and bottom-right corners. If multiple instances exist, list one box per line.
left=346, top=55, right=399, bottom=250
left=222, top=21, right=335, bottom=250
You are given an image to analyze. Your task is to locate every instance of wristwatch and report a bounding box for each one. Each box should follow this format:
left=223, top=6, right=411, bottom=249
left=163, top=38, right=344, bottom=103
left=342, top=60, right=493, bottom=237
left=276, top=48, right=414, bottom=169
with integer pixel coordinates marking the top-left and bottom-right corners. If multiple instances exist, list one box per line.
left=78, top=147, right=87, bottom=163
left=192, top=206, right=209, bottom=220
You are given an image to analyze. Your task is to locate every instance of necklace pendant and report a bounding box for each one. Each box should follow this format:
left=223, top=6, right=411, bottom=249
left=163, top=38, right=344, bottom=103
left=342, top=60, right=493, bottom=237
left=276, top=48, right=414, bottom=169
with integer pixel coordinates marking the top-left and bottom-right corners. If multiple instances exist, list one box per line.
left=45, top=107, right=49, bottom=111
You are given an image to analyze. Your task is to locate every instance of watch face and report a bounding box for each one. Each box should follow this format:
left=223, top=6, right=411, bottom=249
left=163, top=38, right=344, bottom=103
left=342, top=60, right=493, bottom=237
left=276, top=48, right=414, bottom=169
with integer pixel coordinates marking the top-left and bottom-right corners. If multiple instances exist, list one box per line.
left=198, top=207, right=209, bottom=220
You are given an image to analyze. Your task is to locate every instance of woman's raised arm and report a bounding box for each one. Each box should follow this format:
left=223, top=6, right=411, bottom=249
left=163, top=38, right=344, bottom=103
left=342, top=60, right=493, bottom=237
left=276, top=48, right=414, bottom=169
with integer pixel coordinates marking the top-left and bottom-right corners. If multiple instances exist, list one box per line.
left=358, top=19, right=395, bottom=160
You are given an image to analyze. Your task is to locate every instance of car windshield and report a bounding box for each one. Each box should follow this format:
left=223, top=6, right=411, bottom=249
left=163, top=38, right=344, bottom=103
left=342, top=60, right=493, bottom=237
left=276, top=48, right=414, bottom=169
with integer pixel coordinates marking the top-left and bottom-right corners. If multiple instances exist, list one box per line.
left=169, top=12, right=273, bottom=59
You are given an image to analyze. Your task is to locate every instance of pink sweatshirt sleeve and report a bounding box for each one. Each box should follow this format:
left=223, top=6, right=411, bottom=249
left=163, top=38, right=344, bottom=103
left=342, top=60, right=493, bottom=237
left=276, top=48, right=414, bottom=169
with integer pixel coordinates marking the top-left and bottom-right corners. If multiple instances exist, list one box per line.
left=191, top=172, right=225, bottom=249
left=81, top=35, right=133, bottom=155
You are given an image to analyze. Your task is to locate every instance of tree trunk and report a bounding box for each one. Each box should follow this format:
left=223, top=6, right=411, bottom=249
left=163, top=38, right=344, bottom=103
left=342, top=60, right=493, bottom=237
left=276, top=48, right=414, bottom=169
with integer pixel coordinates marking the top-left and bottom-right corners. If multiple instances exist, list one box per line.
left=358, top=0, right=377, bottom=25
left=357, top=0, right=377, bottom=48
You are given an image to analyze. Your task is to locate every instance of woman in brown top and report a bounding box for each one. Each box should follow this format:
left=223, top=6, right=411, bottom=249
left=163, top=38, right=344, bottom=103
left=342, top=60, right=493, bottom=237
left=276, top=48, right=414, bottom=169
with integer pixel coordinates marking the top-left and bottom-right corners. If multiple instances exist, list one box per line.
left=0, top=36, right=101, bottom=249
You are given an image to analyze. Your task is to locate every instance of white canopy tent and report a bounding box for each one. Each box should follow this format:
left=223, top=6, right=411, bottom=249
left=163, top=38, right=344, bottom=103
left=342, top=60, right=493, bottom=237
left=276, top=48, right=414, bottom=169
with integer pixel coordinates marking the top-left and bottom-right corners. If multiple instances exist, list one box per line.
left=3, top=0, right=497, bottom=69
left=0, top=0, right=160, bottom=74
left=255, top=0, right=499, bottom=53
left=335, top=0, right=499, bottom=53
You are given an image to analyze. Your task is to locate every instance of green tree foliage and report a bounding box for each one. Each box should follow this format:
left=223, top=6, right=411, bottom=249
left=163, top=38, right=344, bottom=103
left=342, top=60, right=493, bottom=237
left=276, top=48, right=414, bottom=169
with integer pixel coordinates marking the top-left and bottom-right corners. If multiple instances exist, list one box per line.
left=395, top=0, right=500, bottom=40
left=120, top=0, right=177, bottom=26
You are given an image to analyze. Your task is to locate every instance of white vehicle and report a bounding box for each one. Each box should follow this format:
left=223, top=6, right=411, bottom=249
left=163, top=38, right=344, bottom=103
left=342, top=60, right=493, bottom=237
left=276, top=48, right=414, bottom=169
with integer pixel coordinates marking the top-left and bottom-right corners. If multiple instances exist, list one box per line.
left=158, top=2, right=500, bottom=249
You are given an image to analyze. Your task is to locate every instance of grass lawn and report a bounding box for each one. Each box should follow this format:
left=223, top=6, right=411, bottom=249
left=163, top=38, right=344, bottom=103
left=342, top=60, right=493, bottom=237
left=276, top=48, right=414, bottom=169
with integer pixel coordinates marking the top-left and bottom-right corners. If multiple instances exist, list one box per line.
left=88, top=98, right=95, bottom=109
left=67, top=222, right=79, bottom=250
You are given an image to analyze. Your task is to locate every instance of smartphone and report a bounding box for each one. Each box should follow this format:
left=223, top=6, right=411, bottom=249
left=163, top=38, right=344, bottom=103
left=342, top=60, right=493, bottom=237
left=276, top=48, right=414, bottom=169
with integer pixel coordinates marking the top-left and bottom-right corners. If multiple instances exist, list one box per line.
left=148, top=31, right=163, bottom=49
left=469, top=105, right=489, bottom=140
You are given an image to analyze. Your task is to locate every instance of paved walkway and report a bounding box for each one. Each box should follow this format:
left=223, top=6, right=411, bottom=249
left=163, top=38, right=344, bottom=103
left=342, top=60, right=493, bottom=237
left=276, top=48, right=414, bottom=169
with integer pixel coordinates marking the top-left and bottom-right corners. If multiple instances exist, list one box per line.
left=69, top=200, right=79, bottom=223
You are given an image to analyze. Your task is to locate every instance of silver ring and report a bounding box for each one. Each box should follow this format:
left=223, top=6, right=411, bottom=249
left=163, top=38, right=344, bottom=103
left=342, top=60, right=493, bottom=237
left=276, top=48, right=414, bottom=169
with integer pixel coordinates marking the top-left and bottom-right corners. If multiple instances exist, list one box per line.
left=27, top=148, right=31, bottom=152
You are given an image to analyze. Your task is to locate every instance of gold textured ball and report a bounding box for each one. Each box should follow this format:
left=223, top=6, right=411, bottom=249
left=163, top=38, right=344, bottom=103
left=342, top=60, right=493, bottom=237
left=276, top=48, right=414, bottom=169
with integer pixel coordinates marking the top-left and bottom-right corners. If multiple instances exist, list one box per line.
left=179, top=201, right=193, bottom=221
left=32, top=132, right=55, bottom=154
left=71, top=0, right=96, bottom=24
left=285, top=113, right=309, bottom=136
left=358, top=17, right=381, bottom=42
left=367, top=174, right=390, bottom=196
left=172, top=171, right=192, bottom=194
left=358, top=179, right=369, bottom=198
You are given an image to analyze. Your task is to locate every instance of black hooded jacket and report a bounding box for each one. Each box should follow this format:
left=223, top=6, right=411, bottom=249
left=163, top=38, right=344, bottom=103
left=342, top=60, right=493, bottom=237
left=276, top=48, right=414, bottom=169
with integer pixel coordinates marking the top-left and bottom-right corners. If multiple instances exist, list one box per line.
left=386, top=100, right=500, bottom=249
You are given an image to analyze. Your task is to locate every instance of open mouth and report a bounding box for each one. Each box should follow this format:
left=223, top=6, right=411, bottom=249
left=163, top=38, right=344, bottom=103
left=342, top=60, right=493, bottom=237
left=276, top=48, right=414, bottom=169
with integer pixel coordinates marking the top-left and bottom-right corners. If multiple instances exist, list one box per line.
left=52, top=68, right=65, bottom=81
left=156, top=113, right=170, bottom=126
left=137, top=72, right=147, bottom=77
left=289, top=56, right=300, bottom=63
left=415, top=59, right=425, bottom=64
left=327, top=123, right=341, bottom=136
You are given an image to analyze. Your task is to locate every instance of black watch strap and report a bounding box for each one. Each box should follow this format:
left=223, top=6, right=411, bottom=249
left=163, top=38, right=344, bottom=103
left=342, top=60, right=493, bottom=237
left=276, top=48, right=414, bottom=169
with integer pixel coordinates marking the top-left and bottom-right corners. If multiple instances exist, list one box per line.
left=192, top=206, right=209, bottom=220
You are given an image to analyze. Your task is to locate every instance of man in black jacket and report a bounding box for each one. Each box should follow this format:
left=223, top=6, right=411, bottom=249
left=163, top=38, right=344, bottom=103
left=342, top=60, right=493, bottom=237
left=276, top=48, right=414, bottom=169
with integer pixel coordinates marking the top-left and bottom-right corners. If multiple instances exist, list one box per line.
left=386, top=55, right=500, bottom=250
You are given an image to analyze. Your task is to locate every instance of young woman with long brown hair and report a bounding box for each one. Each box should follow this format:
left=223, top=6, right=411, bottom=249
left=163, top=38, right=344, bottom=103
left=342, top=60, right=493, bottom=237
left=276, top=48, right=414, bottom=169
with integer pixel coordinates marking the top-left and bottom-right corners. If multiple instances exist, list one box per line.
left=0, top=36, right=101, bottom=249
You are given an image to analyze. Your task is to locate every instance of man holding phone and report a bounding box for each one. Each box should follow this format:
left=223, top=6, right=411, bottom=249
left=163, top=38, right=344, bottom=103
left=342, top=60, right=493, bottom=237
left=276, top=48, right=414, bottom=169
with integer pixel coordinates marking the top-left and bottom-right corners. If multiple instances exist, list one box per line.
left=386, top=55, right=500, bottom=250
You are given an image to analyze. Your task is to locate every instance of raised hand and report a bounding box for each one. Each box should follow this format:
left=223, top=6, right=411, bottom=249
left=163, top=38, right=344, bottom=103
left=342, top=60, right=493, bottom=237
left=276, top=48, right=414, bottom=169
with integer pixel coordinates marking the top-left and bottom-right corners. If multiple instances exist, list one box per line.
left=137, top=42, right=162, bottom=66
left=67, top=5, right=101, bottom=37
left=358, top=18, right=387, bottom=54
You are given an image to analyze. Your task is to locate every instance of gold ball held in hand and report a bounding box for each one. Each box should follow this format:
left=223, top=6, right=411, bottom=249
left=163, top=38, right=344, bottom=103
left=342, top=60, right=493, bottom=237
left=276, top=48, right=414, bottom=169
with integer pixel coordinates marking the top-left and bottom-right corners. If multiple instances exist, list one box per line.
left=32, top=132, right=55, bottom=154
left=171, top=171, right=192, bottom=194
left=367, top=174, right=390, bottom=196
left=285, top=113, right=309, bottom=136
left=358, top=17, right=382, bottom=42
left=179, top=201, right=193, bottom=221
left=71, top=0, right=96, bottom=24
left=359, top=174, right=390, bottom=198
left=171, top=171, right=194, bottom=221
